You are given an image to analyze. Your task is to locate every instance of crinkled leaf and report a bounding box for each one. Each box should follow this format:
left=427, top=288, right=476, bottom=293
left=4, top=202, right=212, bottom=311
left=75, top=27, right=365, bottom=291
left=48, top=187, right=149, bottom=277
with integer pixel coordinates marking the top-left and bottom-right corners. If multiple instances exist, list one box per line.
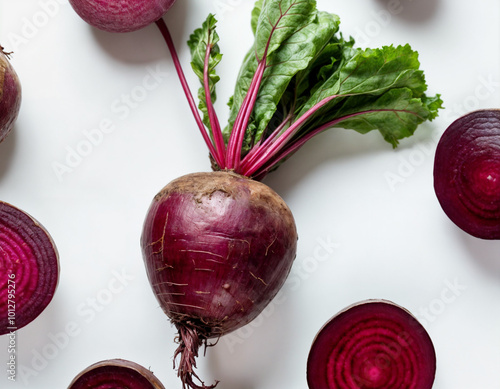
left=187, top=14, right=222, bottom=130
left=297, top=44, right=428, bottom=117
left=225, top=2, right=337, bottom=152
left=251, top=11, right=340, bottom=144
left=186, top=0, right=442, bottom=177
left=287, top=44, right=443, bottom=147
left=251, top=0, right=264, bottom=34
left=322, top=88, right=443, bottom=147
left=254, top=0, right=317, bottom=60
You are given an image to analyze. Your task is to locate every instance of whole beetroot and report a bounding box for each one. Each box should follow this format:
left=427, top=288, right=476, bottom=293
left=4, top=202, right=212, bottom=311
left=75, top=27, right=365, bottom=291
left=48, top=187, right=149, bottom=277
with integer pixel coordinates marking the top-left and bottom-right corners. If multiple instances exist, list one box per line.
left=0, top=46, right=21, bottom=144
left=141, top=171, right=297, bottom=389
left=68, top=0, right=177, bottom=33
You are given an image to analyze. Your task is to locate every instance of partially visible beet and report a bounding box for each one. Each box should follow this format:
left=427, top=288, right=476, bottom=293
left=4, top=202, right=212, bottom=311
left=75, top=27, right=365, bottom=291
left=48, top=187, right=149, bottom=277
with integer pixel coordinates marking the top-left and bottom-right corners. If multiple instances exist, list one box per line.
left=68, top=359, right=165, bottom=388
left=307, top=300, right=436, bottom=389
left=141, top=171, right=297, bottom=389
left=0, top=46, right=21, bottom=144
left=68, top=0, right=177, bottom=33
left=0, top=201, right=59, bottom=335
left=434, top=109, right=500, bottom=239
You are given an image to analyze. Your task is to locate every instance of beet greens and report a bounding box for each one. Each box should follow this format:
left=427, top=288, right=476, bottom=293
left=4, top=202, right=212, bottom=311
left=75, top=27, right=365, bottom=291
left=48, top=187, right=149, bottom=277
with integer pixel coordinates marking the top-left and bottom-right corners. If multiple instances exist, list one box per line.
left=140, top=1, right=442, bottom=388
left=156, top=0, right=442, bottom=179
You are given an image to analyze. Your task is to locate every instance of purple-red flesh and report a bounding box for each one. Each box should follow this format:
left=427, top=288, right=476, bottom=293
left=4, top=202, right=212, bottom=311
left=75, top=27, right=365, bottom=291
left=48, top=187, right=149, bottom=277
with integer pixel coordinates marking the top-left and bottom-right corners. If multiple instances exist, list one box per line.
left=68, top=358, right=165, bottom=389
left=0, top=201, right=59, bottom=335
left=307, top=300, right=436, bottom=389
left=434, top=109, right=500, bottom=239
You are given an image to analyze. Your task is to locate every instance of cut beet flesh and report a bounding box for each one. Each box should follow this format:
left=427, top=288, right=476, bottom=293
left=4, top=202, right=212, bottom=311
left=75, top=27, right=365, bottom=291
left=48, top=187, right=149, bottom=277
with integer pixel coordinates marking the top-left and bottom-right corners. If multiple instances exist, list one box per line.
left=68, top=359, right=165, bottom=388
left=434, top=109, right=500, bottom=239
left=0, top=201, right=59, bottom=335
left=307, top=300, right=436, bottom=389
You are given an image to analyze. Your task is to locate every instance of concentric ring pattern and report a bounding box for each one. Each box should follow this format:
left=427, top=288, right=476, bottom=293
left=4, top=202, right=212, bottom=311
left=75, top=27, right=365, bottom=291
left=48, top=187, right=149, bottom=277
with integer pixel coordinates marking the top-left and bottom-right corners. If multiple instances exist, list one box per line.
left=68, top=359, right=165, bottom=389
left=0, top=201, right=59, bottom=334
left=307, top=300, right=436, bottom=389
left=434, top=109, right=500, bottom=239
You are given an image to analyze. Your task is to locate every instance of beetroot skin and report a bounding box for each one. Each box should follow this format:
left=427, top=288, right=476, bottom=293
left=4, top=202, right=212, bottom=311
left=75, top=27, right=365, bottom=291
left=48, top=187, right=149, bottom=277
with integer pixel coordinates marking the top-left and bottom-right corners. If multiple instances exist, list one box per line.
left=69, top=0, right=177, bottom=33
left=0, top=47, right=22, bottom=143
left=434, top=109, right=500, bottom=239
left=141, top=171, right=297, bottom=388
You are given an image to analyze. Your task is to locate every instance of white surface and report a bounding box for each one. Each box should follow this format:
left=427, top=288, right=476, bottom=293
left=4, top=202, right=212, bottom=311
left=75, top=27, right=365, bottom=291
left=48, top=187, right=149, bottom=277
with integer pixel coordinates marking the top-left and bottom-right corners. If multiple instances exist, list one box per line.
left=1, top=0, right=500, bottom=388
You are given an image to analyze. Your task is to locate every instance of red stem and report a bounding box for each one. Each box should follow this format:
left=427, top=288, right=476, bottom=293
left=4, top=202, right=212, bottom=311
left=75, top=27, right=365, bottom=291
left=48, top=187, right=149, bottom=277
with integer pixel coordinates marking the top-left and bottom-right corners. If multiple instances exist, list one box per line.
left=155, top=18, right=220, bottom=163
left=203, top=37, right=225, bottom=168
left=225, top=60, right=267, bottom=170
left=247, top=108, right=423, bottom=177
left=241, top=95, right=339, bottom=176
left=239, top=112, right=293, bottom=170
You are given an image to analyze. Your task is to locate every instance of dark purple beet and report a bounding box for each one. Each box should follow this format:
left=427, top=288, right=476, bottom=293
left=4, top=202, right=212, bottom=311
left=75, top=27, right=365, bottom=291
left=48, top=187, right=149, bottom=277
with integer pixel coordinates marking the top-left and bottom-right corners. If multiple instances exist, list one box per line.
left=68, top=359, right=165, bottom=389
left=68, top=0, right=177, bottom=33
left=0, top=201, right=59, bottom=335
left=141, top=171, right=297, bottom=389
left=307, top=300, right=436, bottom=389
left=0, top=46, right=21, bottom=144
left=434, top=109, right=500, bottom=239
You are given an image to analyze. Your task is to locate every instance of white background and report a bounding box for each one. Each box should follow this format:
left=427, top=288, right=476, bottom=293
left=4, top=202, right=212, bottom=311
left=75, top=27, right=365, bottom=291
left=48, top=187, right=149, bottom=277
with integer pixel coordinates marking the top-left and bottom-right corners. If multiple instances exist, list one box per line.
left=1, top=0, right=500, bottom=388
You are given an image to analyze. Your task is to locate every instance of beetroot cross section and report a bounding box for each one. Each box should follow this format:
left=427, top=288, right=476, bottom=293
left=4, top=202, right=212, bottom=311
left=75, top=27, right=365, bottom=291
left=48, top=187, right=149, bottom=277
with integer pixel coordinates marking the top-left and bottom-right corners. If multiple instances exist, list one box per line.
left=68, top=359, right=166, bottom=388
left=307, top=300, right=436, bottom=389
left=434, top=109, right=500, bottom=239
left=1, top=201, right=59, bottom=335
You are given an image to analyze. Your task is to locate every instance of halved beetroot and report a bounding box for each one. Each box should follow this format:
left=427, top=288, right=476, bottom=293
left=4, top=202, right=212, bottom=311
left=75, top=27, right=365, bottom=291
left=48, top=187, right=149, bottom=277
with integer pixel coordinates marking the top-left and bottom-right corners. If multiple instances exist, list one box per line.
left=68, top=359, right=165, bottom=388
left=307, top=300, right=436, bottom=389
left=434, top=109, right=500, bottom=239
left=0, top=201, right=59, bottom=335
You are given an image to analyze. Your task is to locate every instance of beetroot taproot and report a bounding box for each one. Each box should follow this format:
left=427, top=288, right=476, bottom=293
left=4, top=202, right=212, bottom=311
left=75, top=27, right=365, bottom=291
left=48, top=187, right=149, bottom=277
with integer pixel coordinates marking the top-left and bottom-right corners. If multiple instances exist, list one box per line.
left=141, top=171, right=297, bottom=388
